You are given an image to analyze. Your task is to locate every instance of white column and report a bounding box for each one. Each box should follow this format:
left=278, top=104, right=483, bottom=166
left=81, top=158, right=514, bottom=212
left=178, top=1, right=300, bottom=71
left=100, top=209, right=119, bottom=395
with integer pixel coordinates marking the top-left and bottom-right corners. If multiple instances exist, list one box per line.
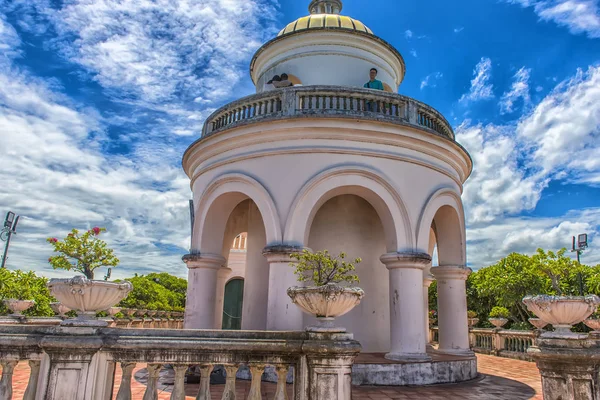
left=183, top=253, right=226, bottom=329
left=423, top=269, right=434, bottom=348
left=432, top=266, right=473, bottom=356
left=380, top=252, right=431, bottom=361
left=263, top=246, right=304, bottom=331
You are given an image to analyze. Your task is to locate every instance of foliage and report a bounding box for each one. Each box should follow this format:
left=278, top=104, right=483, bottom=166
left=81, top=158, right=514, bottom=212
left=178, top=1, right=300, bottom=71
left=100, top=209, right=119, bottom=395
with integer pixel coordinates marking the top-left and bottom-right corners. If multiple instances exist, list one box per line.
left=290, top=249, right=360, bottom=286
left=509, top=321, right=532, bottom=331
left=467, top=310, right=478, bottom=319
left=429, top=310, right=437, bottom=320
left=0, top=269, right=55, bottom=317
left=429, top=248, right=600, bottom=326
left=489, top=306, right=511, bottom=319
left=145, top=272, right=187, bottom=308
left=531, top=248, right=583, bottom=295
left=47, top=227, right=119, bottom=280
left=585, top=265, right=600, bottom=294
left=117, top=275, right=186, bottom=311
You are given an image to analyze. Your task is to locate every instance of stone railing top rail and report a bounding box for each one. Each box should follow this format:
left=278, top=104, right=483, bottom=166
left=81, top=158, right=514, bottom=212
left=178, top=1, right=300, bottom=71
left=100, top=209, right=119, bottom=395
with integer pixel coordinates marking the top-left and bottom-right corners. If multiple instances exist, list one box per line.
left=0, top=325, right=357, bottom=354
left=201, top=85, right=455, bottom=141
left=470, top=328, right=536, bottom=336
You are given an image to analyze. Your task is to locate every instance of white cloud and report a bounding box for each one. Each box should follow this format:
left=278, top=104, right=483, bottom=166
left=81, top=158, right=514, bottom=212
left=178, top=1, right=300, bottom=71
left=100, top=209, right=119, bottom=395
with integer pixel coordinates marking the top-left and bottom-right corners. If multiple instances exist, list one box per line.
left=0, top=22, right=192, bottom=278
left=516, top=66, right=600, bottom=181
left=460, top=65, right=600, bottom=266
left=404, top=29, right=413, bottom=39
left=11, top=0, right=278, bottom=108
left=458, top=123, right=546, bottom=224
left=420, top=72, right=443, bottom=90
left=410, top=49, right=418, bottom=58
left=454, top=27, right=464, bottom=33
left=459, top=57, right=494, bottom=103
left=467, top=210, right=600, bottom=268
left=500, top=67, right=532, bottom=113
left=506, top=0, right=600, bottom=38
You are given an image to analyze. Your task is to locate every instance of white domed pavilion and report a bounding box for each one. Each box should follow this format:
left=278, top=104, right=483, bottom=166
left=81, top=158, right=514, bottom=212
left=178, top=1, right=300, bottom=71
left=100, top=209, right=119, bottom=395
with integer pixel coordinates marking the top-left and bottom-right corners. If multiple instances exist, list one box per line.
left=183, top=0, right=475, bottom=385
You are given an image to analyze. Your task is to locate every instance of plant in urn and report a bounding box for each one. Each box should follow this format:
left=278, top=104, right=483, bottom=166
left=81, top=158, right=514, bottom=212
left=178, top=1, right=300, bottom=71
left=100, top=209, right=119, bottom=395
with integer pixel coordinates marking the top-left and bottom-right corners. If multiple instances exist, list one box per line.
left=287, top=249, right=364, bottom=333
left=46, top=227, right=132, bottom=326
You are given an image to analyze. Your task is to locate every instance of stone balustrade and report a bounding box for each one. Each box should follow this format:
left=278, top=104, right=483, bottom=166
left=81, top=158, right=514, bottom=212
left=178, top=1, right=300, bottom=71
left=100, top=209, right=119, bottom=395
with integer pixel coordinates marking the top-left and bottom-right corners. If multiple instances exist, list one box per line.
left=202, top=85, right=455, bottom=140
left=430, top=326, right=536, bottom=361
left=0, top=324, right=360, bottom=400
left=0, top=310, right=185, bottom=330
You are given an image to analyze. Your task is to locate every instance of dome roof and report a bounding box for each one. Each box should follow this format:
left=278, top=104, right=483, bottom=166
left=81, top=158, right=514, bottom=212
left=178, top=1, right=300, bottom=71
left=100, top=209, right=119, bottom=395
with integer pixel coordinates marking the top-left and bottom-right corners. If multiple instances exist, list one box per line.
left=277, top=14, right=373, bottom=37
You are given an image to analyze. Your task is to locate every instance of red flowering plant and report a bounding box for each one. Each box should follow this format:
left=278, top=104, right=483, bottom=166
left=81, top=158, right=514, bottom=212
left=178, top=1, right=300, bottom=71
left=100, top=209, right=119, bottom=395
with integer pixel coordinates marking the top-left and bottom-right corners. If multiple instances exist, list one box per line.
left=47, top=228, right=119, bottom=280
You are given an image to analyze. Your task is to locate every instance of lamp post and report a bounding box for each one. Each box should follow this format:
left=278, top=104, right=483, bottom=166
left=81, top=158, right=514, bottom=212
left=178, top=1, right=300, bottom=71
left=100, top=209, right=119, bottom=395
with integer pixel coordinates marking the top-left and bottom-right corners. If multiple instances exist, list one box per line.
left=571, top=233, right=588, bottom=296
left=1, top=211, right=20, bottom=269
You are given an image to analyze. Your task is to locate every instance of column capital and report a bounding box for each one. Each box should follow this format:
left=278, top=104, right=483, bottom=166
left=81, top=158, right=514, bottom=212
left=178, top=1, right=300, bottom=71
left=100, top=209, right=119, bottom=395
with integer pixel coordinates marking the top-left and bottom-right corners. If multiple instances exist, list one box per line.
left=182, top=253, right=226, bottom=269
left=262, top=245, right=307, bottom=263
left=431, top=266, right=471, bottom=280
left=423, top=274, right=435, bottom=287
left=380, top=252, right=431, bottom=270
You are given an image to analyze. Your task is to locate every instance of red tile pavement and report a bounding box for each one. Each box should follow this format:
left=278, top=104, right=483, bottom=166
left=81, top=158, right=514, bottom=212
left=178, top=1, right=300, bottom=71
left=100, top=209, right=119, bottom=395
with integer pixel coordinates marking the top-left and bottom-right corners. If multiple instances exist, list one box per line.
left=2, top=354, right=543, bottom=399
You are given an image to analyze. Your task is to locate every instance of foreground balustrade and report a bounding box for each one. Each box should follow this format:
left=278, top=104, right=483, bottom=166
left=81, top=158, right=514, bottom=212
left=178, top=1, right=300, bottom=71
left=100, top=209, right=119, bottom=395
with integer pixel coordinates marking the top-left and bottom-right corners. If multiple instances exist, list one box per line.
left=0, top=325, right=359, bottom=400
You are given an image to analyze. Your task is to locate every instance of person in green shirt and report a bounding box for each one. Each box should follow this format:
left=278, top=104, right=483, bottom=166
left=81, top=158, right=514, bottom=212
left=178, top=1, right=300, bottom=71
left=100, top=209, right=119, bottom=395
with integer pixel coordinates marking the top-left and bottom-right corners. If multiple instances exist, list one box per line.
left=364, top=68, right=384, bottom=90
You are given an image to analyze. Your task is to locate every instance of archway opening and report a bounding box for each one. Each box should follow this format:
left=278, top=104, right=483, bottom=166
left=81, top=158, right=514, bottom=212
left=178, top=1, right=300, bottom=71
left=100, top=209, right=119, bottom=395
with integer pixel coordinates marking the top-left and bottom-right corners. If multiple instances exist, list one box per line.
left=222, top=278, right=245, bottom=330
left=195, top=195, right=270, bottom=330
left=306, top=194, right=390, bottom=352
left=431, top=205, right=464, bottom=266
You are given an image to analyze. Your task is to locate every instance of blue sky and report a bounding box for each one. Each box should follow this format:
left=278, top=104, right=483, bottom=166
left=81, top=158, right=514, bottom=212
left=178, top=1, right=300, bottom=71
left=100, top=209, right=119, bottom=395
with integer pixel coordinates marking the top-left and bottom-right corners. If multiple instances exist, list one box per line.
left=0, top=0, right=599, bottom=278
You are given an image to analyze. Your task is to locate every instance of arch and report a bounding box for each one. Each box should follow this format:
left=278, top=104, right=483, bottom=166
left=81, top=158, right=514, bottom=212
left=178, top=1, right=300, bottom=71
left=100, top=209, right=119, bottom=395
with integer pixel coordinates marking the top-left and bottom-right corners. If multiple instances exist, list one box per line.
left=284, top=165, right=412, bottom=252
left=193, top=173, right=282, bottom=254
left=416, top=188, right=466, bottom=266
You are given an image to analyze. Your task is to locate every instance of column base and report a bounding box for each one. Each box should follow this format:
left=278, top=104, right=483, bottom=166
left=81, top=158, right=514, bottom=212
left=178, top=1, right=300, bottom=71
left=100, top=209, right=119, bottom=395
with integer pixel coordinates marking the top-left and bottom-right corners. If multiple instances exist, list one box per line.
left=384, top=352, right=432, bottom=362
left=435, top=348, right=475, bottom=357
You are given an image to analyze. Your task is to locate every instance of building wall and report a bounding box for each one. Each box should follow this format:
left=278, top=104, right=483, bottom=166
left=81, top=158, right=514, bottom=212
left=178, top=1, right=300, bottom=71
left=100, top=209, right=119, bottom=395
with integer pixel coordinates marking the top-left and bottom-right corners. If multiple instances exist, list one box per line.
left=307, top=194, right=390, bottom=352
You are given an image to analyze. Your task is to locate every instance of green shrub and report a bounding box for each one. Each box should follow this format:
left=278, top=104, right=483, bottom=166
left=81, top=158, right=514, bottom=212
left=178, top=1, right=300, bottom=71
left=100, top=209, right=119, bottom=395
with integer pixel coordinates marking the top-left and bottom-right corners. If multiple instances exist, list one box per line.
left=0, top=269, right=55, bottom=317
left=489, top=306, right=510, bottom=319
left=467, top=310, right=478, bottom=319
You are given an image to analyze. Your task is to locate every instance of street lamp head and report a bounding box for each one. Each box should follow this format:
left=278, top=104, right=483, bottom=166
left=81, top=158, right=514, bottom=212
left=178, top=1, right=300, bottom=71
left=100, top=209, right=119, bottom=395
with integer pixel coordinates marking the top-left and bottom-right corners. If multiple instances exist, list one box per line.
left=578, top=233, right=588, bottom=249
left=4, top=212, right=15, bottom=229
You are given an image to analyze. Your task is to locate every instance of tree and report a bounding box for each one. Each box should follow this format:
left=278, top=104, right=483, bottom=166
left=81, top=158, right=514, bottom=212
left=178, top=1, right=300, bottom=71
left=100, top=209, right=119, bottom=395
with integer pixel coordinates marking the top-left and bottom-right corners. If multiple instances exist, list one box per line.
left=470, top=252, right=549, bottom=323
left=118, top=275, right=185, bottom=311
left=146, top=272, right=188, bottom=307
left=531, top=248, right=583, bottom=295
left=47, top=227, right=119, bottom=280
left=290, top=249, right=360, bottom=286
left=0, top=269, right=55, bottom=317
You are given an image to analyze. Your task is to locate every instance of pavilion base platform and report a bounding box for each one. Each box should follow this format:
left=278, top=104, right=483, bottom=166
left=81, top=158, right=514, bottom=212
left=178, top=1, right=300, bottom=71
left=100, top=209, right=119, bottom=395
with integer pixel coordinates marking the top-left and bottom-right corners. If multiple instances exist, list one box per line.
left=351, top=351, right=478, bottom=386
left=234, top=350, right=477, bottom=386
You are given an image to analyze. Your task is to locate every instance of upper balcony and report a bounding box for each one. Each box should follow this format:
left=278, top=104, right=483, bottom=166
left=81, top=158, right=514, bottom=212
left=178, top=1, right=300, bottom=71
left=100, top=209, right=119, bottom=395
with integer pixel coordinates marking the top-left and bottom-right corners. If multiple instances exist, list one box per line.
left=201, top=85, right=454, bottom=141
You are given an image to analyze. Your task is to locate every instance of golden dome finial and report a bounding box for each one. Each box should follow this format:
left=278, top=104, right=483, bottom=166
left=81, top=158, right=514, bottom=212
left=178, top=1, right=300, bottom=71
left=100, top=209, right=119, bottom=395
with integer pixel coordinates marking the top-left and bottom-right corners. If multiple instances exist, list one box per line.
left=309, top=0, right=343, bottom=14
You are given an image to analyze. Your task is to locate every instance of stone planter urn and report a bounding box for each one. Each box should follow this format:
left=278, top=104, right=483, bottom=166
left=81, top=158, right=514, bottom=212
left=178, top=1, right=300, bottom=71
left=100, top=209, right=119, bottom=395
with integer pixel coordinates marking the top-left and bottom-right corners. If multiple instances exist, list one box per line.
left=47, top=276, right=132, bottom=327
left=468, top=318, right=479, bottom=328
left=287, top=284, right=364, bottom=332
left=522, top=295, right=600, bottom=338
left=583, top=319, right=600, bottom=336
left=50, top=302, right=71, bottom=317
left=528, top=318, right=548, bottom=330
left=429, top=318, right=437, bottom=326
left=3, top=299, right=35, bottom=316
left=489, top=318, right=508, bottom=328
